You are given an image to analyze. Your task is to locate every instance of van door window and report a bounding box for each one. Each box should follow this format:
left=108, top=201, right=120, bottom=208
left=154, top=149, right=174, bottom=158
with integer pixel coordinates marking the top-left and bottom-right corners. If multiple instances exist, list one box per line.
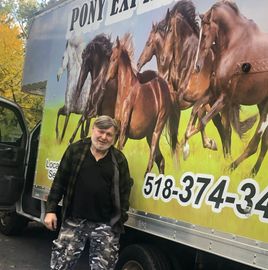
left=0, top=107, right=24, bottom=146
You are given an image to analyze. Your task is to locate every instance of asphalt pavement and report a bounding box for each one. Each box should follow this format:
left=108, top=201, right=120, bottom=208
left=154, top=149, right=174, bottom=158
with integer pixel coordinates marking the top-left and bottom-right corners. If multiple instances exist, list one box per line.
left=0, top=221, right=88, bottom=270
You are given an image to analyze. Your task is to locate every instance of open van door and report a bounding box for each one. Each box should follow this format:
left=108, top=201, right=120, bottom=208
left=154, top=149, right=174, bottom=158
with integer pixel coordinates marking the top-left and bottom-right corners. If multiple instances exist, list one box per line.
left=0, top=97, right=29, bottom=235
left=0, top=97, right=29, bottom=234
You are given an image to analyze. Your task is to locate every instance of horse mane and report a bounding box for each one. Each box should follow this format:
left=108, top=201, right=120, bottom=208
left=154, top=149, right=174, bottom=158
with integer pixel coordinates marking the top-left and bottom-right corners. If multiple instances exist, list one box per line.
left=119, top=33, right=136, bottom=70
left=212, top=0, right=239, bottom=15
left=157, top=18, right=168, bottom=33
left=170, top=0, right=199, bottom=34
left=84, top=34, right=112, bottom=58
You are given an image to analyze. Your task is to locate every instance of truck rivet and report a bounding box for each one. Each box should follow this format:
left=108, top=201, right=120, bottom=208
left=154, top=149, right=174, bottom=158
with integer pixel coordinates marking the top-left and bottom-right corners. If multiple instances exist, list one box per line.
left=242, top=62, right=251, bottom=73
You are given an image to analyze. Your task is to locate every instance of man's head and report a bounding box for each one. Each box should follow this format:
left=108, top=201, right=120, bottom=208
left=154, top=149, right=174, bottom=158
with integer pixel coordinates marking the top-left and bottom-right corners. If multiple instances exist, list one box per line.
left=91, top=115, right=119, bottom=152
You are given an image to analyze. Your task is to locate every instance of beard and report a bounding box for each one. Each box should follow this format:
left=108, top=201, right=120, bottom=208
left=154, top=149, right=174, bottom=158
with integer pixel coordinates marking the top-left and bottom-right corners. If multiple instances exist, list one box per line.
left=91, top=136, right=113, bottom=152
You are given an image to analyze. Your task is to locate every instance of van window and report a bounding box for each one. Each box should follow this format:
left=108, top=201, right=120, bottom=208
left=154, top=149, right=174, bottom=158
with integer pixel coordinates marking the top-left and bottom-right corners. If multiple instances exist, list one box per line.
left=0, top=107, right=23, bottom=145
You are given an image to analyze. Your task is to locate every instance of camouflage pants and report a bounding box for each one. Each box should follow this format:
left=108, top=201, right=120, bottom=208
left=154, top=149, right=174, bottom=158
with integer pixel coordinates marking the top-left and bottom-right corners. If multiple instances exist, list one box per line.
left=50, top=218, right=120, bottom=270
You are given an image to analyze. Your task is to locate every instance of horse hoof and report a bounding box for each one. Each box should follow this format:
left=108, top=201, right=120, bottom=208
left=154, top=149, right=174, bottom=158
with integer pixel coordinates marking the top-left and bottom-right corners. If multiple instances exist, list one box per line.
left=250, top=168, right=257, bottom=177
left=183, top=142, right=190, bottom=160
left=210, top=140, right=218, bottom=151
left=229, top=162, right=236, bottom=172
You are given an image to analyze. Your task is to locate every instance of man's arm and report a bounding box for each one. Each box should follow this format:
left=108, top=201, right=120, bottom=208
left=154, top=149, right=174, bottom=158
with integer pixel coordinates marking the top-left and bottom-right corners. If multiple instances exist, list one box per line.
left=44, top=144, right=73, bottom=230
left=119, top=155, right=134, bottom=223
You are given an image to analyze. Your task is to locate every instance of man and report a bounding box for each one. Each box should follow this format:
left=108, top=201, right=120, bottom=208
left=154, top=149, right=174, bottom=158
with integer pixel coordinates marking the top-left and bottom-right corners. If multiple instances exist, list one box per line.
left=44, top=115, right=133, bottom=270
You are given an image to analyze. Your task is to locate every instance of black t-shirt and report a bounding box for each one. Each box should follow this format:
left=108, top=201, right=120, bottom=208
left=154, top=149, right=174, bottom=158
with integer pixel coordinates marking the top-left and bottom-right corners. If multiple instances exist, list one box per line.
left=71, top=149, right=114, bottom=222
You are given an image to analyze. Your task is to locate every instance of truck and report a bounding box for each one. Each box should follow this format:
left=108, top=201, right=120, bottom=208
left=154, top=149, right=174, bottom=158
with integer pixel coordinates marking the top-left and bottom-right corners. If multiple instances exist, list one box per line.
left=1, top=0, right=268, bottom=269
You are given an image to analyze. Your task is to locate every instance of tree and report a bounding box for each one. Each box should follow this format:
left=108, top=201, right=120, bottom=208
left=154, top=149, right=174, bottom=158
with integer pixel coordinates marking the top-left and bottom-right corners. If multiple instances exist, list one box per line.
left=0, top=14, right=23, bottom=100
left=0, top=11, right=43, bottom=129
left=0, top=0, right=66, bottom=129
left=0, top=0, right=65, bottom=38
left=0, top=0, right=41, bottom=39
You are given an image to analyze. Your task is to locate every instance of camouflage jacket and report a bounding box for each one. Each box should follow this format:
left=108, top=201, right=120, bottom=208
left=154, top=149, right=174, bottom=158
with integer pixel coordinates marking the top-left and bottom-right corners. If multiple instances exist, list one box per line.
left=45, top=137, right=133, bottom=233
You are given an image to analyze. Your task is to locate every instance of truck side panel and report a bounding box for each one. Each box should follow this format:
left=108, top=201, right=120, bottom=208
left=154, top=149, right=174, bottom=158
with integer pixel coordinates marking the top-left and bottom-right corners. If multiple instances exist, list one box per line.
left=22, top=1, right=268, bottom=269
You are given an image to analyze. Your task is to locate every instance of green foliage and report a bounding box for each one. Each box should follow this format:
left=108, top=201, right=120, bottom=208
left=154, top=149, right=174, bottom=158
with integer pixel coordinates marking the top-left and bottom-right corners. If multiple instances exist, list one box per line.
left=0, top=0, right=66, bottom=38
left=0, top=0, right=40, bottom=39
left=0, top=106, right=23, bottom=143
left=18, top=94, right=44, bottom=130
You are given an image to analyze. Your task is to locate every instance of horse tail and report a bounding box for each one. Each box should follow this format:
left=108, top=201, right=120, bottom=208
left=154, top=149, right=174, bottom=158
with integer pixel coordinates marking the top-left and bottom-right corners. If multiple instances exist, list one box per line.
left=230, top=105, right=257, bottom=138
left=167, top=104, right=180, bottom=155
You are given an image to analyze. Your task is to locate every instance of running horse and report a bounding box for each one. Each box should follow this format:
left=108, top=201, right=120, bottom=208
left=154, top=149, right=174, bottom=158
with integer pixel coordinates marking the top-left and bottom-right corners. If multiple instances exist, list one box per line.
left=195, top=1, right=268, bottom=175
left=137, top=21, right=170, bottom=79
left=137, top=1, right=228, bottom=159
left=69, top=34, right=117, bottom=143
left=71, top=34, right=161, bottom=144
left=105, top=34, right=179, bottom=174
left=56, top=33, right=92, bottom=143
left=160, top=4, right=255, bottom=159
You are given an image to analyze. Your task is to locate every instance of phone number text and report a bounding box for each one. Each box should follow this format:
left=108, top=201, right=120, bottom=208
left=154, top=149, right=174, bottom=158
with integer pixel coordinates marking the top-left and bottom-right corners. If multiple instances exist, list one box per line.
left=142, top=172, right=268, bottom=223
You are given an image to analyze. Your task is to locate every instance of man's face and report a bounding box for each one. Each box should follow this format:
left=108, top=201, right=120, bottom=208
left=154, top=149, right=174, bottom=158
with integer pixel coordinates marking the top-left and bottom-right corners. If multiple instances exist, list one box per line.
left=91, top=126, right=116, bottom=151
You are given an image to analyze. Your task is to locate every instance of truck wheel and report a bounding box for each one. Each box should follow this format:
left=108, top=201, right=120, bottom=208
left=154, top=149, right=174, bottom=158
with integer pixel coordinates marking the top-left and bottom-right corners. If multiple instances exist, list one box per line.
left=0, top=211, right=29, bottom=236
left=116, top=244, right=170, bottom=270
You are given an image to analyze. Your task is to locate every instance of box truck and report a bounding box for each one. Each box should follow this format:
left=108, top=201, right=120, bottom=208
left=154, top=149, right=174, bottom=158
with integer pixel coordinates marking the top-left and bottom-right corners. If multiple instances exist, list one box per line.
left=0, top=0, right=268, bottom=269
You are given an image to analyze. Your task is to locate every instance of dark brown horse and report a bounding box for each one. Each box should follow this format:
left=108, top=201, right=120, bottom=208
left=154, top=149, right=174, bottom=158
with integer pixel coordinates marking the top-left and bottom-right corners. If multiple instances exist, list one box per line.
left=161, top=7, right=256, bottom=160
left=196, top=1, right=268, bottom=175
left=137, top=1, right=229, bottom=159
left=69, top=34, right=117, bottom=143
left=142, top=1, right=255, bottom=160
left=161, top=7, right=221, bottom=159
left=105, top=34, right=179, bottom=174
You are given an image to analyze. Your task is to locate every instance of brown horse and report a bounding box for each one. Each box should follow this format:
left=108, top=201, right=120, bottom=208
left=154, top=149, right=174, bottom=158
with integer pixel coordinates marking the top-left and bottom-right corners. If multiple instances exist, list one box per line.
left=71, top=34, right=163, bottom=144
left=163, top=7, right=256, bottom=160
left=161, top=8, right=220, bottom=158
left=105, top=34, right=179, bottom=174
left=137, top=1, right=230, bottom=159
left=137, top=21, right=170, bottom=80
left=195, top=1, right=268, bottom=175
left=141, top=1, right=256, bottom=157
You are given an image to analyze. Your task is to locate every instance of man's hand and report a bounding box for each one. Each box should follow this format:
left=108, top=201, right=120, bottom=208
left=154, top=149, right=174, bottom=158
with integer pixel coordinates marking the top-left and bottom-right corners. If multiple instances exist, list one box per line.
left=44, top=213, right=57, bottom=231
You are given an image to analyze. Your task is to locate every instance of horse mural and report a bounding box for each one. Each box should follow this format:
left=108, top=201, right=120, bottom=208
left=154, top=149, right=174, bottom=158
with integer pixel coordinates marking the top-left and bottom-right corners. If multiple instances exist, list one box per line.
left=160, top=3, right=256, bottom=160
left=105, top=34, right=179, bottom=174
left=69, top=34, right=117, bottom=143
left=195, top=0, right=268, bottom=176
left=56, top=32, right=92, bottom=143
left=161, top=4, right=224, bottom=159
left=137, top=1, right=229, bottom=159
left=137, top=21, right=169, bottom=80
left=70, top=34, right=158, bottom=144
left=138, top=1, right=256, bottom=160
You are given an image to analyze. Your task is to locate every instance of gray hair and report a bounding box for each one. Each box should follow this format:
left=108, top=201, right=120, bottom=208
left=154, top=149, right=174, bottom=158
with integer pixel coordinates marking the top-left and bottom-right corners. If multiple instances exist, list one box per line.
left=93, top=115, right=119, bottom=134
